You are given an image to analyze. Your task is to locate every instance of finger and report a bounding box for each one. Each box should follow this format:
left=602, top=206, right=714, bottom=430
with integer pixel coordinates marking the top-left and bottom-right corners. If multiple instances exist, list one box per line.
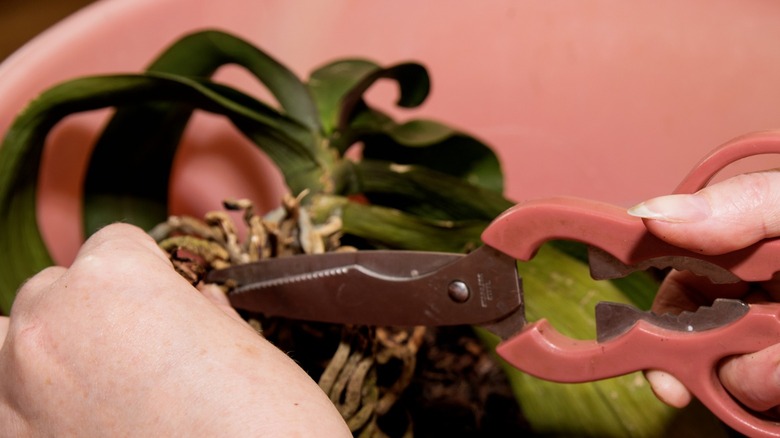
left=68, top=223, right=178, bottom=290
left=2, top=266, right=66, bottom=358
left=17, top=266, right=67, bottom=294
left=75, top=223, right=171, bottom=269
left=197, top=283, right=247, bottom=327
left=32, top=223, right=194, bottom=321
left=648, top=270, right=748, bottom=410
left=652, top=269, right=749, bottom=314
left=719, top=344, right=780, bottom=412
left=757, top=275, right=780, bottom=302
left=8, top=266, right=67, bottom=316
left=629, top=171, right=780, bottom=254
left=644, top=370, right=692, bottom=408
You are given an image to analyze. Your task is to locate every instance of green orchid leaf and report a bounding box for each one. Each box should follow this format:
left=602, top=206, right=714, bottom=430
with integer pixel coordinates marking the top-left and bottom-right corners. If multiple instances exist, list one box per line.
left=0, top=72, right=323, bottom=313
left=307, top=59, right=378, bottom=136
left=0, top=128, right=53, bottom=315
left=84, top=29, right=320, bottom=234
left=358, top=118, right=504, bottom=194
left=147, top=30, right=320, bottom=131
left=307, top=59, right=429, bottom=142
left=309, top=195, right=487, bottom=252
left=547, top=239, right=658, bottom=309
left=336, top=159, right=511, bottom=221
left=367, top=117, right=454, bottom=144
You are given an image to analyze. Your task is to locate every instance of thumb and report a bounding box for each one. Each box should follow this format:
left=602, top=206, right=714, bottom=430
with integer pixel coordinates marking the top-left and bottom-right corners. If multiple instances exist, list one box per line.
left=629, top=171, right=780, bottom=255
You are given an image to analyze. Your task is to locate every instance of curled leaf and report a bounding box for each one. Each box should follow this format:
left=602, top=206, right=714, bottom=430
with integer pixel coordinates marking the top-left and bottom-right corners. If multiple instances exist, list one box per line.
left=84, top=29, right=320, bottom=234
left=0, top=72, right=323, bottom=312
left=308, top=59, right=429, bottom=142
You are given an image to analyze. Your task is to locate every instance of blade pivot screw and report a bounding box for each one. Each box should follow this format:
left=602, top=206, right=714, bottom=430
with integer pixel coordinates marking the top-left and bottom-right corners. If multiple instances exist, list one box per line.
left=448, top=280, right=470, bottom=303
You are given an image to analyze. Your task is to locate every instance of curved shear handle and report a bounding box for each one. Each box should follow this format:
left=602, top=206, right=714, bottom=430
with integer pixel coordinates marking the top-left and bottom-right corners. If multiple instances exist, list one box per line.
left=496, top=302, right=780, bottom=438
left=482, top=130, right=780, bottom=283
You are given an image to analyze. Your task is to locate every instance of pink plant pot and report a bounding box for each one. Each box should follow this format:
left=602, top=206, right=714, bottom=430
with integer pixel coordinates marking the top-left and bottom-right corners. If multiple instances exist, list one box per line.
left=3, top=0, right=780, bottom=265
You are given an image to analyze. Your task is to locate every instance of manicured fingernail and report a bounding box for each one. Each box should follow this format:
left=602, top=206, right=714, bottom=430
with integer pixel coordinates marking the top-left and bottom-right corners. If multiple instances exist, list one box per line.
left=627, top=194, right=711, bottom=223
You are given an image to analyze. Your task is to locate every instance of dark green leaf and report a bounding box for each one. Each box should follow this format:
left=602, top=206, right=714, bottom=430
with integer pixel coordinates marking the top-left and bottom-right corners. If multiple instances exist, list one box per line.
left=335, top=159, right=511, bottom=221
left=309, top=195, right=486, bottom=252
left=0, top=72, right=324, bottom=312
left=358, top=118, right=504, bottom=193
left=84, top=29, right=319, bottom=234
left=307, top=59, right=429, bottom=143
left=148, top=30, right=320, bottom=130
left=547, top=240, right=659, bottom=309
left=307, top=59, right=378, bottom=136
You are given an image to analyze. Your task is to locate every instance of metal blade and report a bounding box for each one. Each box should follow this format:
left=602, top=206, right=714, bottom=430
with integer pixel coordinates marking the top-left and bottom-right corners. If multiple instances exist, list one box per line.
left=595, top=298, right=749, bottom=342
left=205, top=245, right=524, bottom=330
left=206, top=250, right=463, bottom=286
left=587, top=246, right=740, bottom=284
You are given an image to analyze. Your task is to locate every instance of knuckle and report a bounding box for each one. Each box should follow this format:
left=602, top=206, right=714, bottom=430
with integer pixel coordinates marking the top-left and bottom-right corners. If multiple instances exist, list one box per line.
left=10, top=267, right=65, bottom=316
left=701, top=171, right=780, bottom=244
left=86, top=223, right=150, bottom=248
left=81, top=223, right=166, bottom=265
left=715, top=172, right=772, bottom=214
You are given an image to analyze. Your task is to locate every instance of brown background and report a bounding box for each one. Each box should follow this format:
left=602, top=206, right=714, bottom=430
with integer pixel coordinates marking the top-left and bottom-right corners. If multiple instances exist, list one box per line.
left=1, top=0, right=96, bottom=61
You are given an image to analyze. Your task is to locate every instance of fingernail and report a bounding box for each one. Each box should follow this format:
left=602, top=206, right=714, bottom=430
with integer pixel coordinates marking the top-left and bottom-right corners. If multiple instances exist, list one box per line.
left=628, top=194, right=711, bottom=223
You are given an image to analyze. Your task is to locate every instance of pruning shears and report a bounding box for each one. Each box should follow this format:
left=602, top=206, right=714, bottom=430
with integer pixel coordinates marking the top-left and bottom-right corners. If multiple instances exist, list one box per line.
left=207, top=131, right=780, bottom=437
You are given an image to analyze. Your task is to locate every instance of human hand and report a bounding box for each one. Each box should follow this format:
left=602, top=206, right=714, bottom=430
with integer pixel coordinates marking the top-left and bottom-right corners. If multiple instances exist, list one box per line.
left=629, top=171, right=780, bottom=414
left=0, top=223, right=349, bottom=436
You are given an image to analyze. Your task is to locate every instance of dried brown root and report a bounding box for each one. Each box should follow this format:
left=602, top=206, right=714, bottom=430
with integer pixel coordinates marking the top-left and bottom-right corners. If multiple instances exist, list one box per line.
left=315, top=325, right=429, bottom=436
left=152, top=195, right=349, bottom=283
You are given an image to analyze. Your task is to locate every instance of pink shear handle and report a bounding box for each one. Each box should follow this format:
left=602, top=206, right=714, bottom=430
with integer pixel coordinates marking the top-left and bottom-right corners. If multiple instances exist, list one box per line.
left=497, top=303, right=780, bottom=437
left=481, top=130, right=780, bottom=283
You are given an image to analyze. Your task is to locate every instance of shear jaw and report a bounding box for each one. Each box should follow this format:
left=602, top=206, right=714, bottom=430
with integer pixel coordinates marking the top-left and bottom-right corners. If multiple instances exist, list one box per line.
left=481, top=305, right=527, bottom=340
left=485, top=242, right=745, bottom=342
left=587, top=246, right=740, bottom=284
left=595, top=299, right=750, bottom=342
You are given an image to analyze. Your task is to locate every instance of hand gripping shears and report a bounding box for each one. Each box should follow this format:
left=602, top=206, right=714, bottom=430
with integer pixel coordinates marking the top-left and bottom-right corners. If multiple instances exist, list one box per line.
left=207, top=131, right=780, bottom=437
